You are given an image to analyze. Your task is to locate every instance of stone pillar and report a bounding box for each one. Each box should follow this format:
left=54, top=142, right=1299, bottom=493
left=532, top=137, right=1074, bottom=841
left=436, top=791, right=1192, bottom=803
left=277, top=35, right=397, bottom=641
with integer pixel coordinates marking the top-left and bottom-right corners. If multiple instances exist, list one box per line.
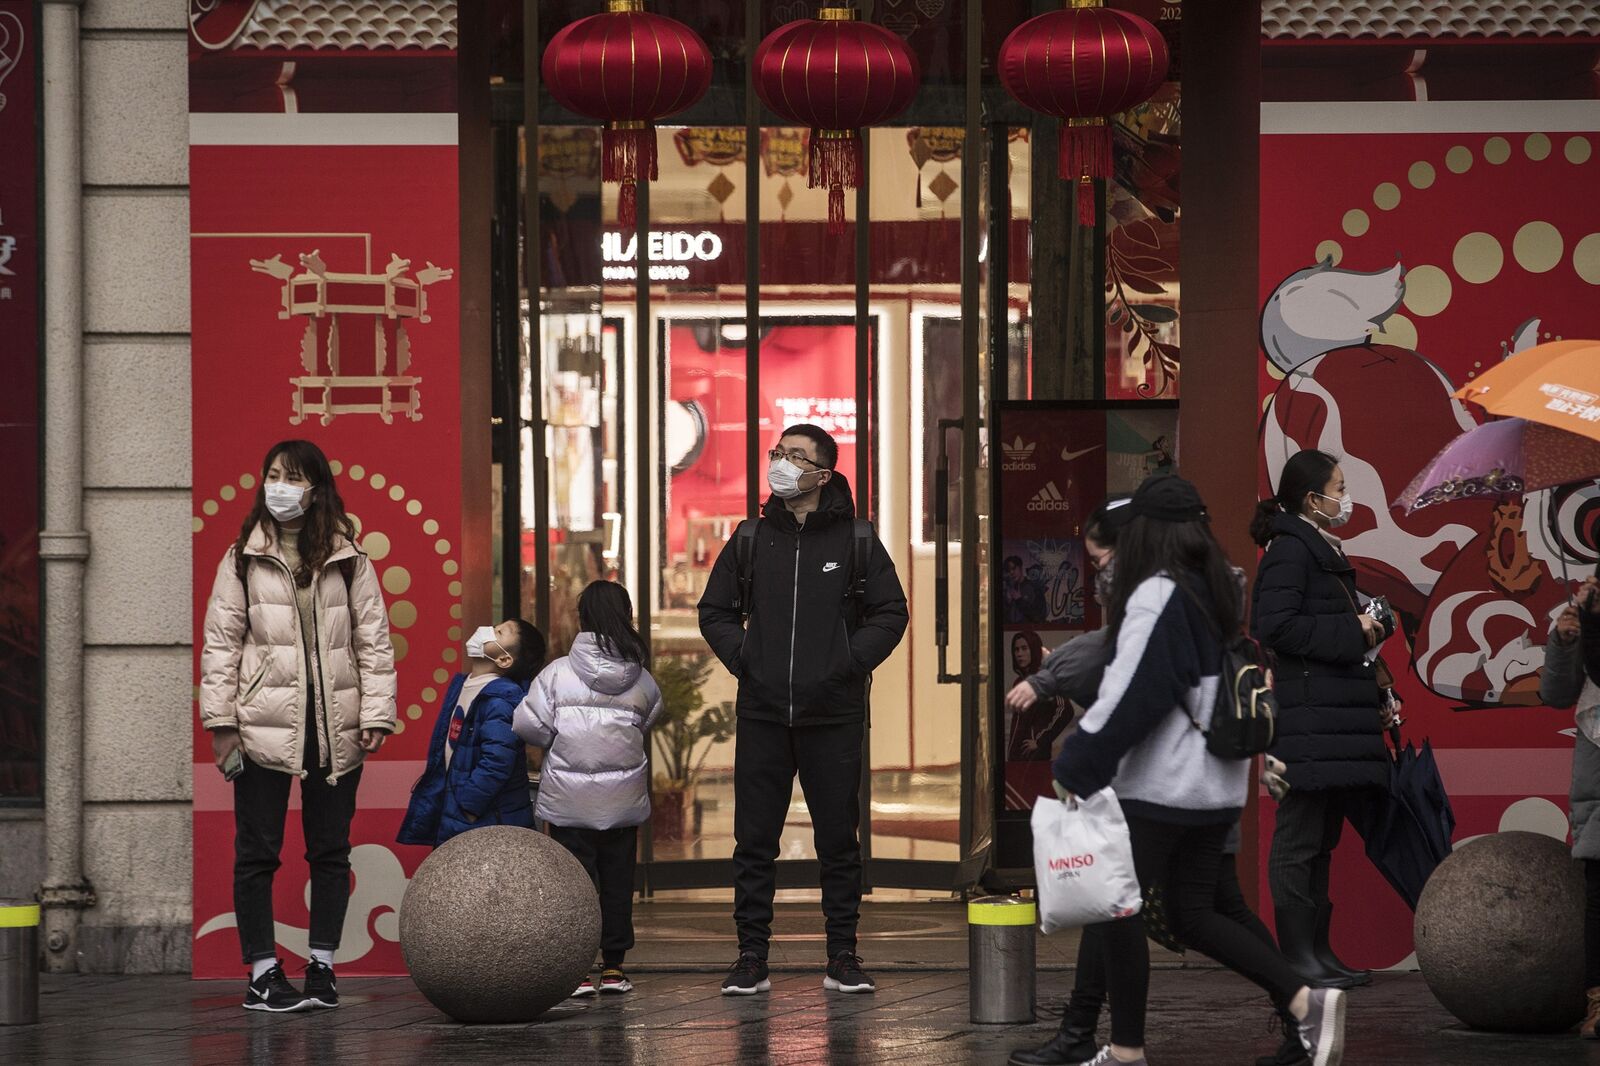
left=39, top=0, right=95, bottom=972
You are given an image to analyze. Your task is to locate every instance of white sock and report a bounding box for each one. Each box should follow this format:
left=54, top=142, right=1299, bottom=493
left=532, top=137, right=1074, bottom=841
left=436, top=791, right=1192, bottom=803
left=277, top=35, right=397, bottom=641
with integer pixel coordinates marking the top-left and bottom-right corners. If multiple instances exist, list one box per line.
left=250, top=958, right=276, bottom=981
left=310, top=948, right=335, bottom=969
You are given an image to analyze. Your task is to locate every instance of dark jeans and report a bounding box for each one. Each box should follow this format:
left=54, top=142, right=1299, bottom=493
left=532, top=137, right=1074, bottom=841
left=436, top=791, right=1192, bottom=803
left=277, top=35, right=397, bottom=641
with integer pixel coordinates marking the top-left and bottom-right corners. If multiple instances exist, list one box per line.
left=1587, top=859, right=1600, bottom=989
left=1067, top=851, right=1277, bottom=1023
left=733, top=716, right=864, bottom=959
left=232, top=723, right=362, bottom=965
left=551, top=824, right=639, bottom=968
left=1094, top=817, right=1305, bottom=1047
left=1269, top=787, right=1360, bottom=910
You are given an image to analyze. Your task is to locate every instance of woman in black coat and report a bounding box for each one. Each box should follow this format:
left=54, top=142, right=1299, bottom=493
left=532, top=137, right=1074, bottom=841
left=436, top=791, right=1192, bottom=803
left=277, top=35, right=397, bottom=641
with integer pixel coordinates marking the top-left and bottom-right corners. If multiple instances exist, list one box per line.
left=1251, top=449, right=1392, bottom=991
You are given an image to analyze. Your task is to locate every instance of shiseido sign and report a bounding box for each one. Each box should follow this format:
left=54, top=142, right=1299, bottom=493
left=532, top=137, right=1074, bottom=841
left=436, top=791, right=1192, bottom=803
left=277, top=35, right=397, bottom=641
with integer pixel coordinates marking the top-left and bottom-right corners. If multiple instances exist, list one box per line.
left=601, top=230, right=725, bottom=281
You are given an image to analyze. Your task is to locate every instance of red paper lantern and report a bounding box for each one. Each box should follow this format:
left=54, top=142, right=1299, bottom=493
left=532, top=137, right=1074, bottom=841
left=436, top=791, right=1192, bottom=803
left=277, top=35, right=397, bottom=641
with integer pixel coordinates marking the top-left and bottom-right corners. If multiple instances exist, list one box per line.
left=755, top=6, right=921, bottom=233
left=998, top=0, right=1169, bottom=225
left=542, top=1, right=713, bottom=226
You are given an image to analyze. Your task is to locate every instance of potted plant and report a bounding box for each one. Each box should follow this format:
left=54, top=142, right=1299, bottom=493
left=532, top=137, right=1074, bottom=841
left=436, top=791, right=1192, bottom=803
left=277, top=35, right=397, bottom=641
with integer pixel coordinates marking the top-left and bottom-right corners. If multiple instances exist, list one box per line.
left=650, top=652, right=736, bottom=842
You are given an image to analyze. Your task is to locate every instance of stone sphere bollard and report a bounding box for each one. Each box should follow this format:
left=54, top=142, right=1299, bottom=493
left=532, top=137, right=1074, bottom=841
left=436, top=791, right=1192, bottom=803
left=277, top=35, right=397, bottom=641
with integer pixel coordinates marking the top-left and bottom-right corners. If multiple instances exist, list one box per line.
left=400, top=826, right=601, bottom=1022
left=1414, top=831, right=1585, bottom=1033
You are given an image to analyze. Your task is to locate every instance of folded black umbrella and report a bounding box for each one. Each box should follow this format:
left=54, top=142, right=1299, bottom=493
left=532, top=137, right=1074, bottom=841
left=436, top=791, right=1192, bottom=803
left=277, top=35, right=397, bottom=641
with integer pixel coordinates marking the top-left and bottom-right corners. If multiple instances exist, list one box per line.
left=1350, top=726, right=1456, bottom=910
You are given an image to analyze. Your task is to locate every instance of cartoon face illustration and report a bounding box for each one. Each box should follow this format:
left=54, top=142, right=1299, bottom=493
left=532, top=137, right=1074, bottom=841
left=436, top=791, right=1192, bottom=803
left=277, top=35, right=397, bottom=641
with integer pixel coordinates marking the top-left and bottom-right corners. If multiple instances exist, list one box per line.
left=1260, top=258, right=1406, bottom=373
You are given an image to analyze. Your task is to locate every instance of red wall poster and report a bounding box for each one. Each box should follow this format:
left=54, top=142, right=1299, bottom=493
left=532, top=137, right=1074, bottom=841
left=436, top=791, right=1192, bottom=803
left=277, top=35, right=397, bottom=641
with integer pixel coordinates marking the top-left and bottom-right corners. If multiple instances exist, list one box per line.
left=189, top=22, right=462, bottom=976
left=994, top=404, right=1178, bottom=812
left=1259, top=104, right=1600, bottom=970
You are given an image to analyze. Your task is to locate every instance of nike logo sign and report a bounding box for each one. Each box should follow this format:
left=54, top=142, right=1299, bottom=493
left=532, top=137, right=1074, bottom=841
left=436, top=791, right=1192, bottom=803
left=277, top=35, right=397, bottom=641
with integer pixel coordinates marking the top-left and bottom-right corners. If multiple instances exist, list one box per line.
left=823, top=562, right=841, bottom=573
left=1061, top=445, right=1104, bottom=462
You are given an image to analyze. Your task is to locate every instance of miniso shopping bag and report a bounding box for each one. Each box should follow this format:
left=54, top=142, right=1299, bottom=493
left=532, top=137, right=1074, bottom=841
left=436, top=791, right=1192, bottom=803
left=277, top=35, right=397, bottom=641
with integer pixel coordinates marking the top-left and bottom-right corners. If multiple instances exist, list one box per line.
left=1031, top=788, right=1143, bottom=934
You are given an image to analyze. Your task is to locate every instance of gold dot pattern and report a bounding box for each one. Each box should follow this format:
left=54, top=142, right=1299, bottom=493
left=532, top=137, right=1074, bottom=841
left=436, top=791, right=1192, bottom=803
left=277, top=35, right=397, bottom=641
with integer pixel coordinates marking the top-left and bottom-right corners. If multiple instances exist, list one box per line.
left=390, top=600, right=418, bottom=629
left=433, top=668, right=449, bottom=684
left=1484, top=137, right=1511, bottom=165
left=1372, top=183, right=1400, bottom=211
left=382, top=566, right=412, bottom=595
left=434, top=538, right=452, bottom=556
left=1453, top=232, right=1504, bottom=284
left=407, top=704, right=424, bottom=721
left=424, top=520, right=440, bottom=536
left=1342, top=209, right=1370, bottom=237
left=363, top=531, right=392, bottom=561
left=389, top=485, right=406, bottom=502
left=449, top=604, right=463, bottom=620
left=1402, top=265, right=1452, bottom=317
left=1525, top=133, right=1552, bottom=161
left=422, top=687, right=438, bottom=703
left=1314, top=239, right=1343, bottom=265
left=1566, top=137, right=1592, bottom=165
left=202, top=500, right=219, bottom=516
left=1513, top=221, right=1563, bottom=273
left=220, top=485, right=237, bottom=501
left=1574, top=233, right=1600, bottom=285
left=1444, top=146, right=1473, bottom=174
left=240, top=473, right=256, bottom=489
left=391, top=633, right=409, bottom=662
left=406, top=500, right=423, bottom=516
left=443, top=560, right=459, bottom=576
left=447, top=626, right=462, bottom=642
left=1407, top=161, right=1435, bottom=189
left=369, top=473, right=387, bottom=490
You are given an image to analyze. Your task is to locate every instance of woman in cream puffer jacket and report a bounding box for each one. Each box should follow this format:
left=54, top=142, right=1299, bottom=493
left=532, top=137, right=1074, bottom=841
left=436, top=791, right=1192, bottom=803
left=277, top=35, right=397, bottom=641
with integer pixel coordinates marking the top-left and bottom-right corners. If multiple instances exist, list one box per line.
left=199, top=440, right=396, bottom=1003
left=200, top=523, right=397, bottom=782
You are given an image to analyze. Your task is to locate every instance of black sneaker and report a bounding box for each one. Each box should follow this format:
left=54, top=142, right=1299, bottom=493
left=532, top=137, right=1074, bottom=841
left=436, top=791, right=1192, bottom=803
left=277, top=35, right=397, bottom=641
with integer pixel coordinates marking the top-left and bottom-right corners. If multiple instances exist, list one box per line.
left=244, top=961, right=308, bottom=1013
left=823, top=951, right=876, bottom=994
left=720, top=952, right=771, bottom=996
left=303, top=959, right=339, bottom=1009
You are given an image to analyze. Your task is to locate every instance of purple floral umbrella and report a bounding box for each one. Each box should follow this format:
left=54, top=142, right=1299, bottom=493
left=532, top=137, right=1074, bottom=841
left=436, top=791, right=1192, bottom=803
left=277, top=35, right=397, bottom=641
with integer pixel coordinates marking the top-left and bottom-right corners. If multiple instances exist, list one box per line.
left=1395, top=417, right=1600, bottom=514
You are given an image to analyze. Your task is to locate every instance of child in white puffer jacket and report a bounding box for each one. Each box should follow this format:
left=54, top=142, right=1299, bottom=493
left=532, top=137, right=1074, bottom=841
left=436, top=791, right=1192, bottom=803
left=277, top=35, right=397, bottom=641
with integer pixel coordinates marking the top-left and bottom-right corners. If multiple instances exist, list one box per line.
left=514, top=580, right=662, bottom=999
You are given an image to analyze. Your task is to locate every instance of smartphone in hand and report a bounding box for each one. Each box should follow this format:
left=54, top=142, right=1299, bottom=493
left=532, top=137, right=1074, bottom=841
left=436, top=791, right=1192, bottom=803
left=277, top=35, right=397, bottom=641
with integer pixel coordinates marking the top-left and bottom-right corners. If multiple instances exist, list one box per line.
left=222, top=747, right=245, bottom=782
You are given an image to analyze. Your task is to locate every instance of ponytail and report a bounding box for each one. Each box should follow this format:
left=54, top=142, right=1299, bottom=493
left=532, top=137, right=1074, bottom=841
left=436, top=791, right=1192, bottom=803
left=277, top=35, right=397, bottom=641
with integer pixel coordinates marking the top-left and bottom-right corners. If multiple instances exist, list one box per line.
left=1249, top=499, right=1283, bottom=548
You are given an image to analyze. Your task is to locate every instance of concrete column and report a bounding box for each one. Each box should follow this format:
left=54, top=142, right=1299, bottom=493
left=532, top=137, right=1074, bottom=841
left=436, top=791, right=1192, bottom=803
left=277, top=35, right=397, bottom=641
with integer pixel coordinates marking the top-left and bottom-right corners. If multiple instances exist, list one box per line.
left=39, top=0, right=95, bottom=973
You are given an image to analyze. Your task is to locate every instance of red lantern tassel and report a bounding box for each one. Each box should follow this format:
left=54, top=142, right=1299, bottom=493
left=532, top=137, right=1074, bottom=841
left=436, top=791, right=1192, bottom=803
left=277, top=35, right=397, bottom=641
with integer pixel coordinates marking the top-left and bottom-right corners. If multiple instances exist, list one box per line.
left=604, top=122, right=658, bottom=228
left=1059, top=117, right=1111, bottom=227
left=811, top=129, right=861, bottom=235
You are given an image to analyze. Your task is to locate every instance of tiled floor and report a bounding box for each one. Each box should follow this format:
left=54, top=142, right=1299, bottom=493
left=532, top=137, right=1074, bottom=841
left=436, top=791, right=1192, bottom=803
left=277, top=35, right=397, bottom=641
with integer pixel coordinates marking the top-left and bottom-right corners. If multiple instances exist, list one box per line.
left=4, top=968, right=1596, bottom=1066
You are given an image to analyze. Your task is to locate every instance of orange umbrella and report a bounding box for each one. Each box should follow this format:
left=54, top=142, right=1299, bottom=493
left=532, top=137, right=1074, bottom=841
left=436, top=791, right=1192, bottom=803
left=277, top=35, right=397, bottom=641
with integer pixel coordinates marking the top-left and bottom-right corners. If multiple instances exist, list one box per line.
left=1455, top=339, right=1600, bottom=441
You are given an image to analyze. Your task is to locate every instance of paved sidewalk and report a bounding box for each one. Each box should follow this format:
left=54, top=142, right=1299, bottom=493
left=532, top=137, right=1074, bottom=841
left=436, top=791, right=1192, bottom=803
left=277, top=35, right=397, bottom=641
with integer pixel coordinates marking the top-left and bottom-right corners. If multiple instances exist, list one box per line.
left=4, top=969, right=1595, bottom=1066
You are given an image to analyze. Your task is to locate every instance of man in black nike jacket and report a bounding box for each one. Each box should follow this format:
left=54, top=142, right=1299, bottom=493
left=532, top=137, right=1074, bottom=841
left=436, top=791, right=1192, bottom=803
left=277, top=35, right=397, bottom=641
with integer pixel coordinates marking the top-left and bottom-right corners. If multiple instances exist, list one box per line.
left=698, top=424, right=908, bottom=997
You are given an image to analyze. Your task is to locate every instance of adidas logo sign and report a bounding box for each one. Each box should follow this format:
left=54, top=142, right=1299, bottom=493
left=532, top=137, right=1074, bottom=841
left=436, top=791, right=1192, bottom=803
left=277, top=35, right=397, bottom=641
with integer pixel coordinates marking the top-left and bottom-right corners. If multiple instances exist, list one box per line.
left=1027, top=482, right=1071, bottom=512
left=1001, top=436, right=1037, bottom=471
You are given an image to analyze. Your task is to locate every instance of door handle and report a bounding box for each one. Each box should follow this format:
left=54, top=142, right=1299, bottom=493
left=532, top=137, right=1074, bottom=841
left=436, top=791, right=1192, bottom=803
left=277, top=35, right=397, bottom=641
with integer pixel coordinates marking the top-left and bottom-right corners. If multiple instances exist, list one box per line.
left=935, top=417, right=975, bottom=684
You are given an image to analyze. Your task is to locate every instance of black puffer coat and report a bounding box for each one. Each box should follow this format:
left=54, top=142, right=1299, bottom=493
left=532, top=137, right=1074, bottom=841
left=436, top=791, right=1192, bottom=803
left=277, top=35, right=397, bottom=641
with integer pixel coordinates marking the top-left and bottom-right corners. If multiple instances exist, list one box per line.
left=1251, top=513, right=1387, bottom=791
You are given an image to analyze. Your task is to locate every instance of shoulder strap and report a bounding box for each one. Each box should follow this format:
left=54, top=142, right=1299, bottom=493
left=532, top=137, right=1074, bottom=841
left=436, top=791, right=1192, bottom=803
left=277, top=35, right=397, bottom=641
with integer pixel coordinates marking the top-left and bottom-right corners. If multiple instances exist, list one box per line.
left=733, top=519, right=760, bottom=619
left=849, top=519, right=873, bottom=597
left=338, top=555, right=357, bottom=598
left=236, top=553, right=252, bottom=635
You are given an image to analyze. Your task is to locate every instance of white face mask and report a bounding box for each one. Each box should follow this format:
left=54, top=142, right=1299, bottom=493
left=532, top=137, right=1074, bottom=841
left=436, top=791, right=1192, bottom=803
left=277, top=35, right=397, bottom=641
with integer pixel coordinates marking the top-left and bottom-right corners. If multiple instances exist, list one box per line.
left=767, top=458, right=807, bottom=500
left=1314, top=491, right=1354, bottom=528
left=264, top=482, right=309, bottom=522
left=465, top=625, right=500, bottom=661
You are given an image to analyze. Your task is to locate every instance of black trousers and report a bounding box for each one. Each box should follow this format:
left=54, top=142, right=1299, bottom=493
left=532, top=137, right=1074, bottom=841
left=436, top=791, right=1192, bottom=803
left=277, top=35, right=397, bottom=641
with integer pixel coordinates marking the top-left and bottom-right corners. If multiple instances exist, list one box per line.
left=1269, top=787, right=1360, bottom=910
left=1067, top=852, right=1277, bottom=1023
left=733, top=716, right=864, bottom=959
left=1586, top=859, right=1600, bottom=989
left=232, top=723, right=362, bottom=965
left=551, top=824, right=639, bottom=968
left=1092, top=817, right=1305, bottom=1047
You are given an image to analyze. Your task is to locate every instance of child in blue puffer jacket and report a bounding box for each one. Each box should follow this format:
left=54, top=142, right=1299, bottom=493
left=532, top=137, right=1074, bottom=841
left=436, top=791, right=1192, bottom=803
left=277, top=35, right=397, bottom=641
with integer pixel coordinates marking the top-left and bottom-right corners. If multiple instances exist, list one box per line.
left=397, top=619, right=546, bottom=847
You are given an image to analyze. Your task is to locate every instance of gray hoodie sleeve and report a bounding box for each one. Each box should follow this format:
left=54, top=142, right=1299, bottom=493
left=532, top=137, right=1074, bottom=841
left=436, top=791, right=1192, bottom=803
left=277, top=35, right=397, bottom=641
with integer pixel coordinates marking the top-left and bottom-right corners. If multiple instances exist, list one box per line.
left=1028, top=628, right=1113, bottom=708
left=1542, top=626, right=1586, bottom=709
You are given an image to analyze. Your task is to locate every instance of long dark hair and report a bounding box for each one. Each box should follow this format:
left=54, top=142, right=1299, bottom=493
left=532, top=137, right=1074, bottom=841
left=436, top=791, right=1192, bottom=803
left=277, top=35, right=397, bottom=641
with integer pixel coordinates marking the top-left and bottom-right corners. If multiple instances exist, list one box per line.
left=232, top=440, right=357, bottom=588
left=1250, top=449, right=1339, bottom=547
left=578, top=580, right=648, bottom=664
left=1107, top=514, right=1242, bottom=639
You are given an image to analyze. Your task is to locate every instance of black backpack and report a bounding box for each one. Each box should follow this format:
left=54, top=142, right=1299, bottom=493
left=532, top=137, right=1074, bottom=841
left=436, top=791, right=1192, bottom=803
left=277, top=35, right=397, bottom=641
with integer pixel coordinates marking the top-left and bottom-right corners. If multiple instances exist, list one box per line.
left=1179, top=583, right=1277, bottom=760
left=730, top=517, right=874, bottom=626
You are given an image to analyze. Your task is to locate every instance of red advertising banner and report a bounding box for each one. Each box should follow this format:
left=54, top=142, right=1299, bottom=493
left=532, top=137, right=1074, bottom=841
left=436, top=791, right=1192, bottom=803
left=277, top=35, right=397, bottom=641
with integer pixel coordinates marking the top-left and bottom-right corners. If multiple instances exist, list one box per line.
left=993, top=404, right=1177, bottom=813
left=1259, top=116, right=1600, bottom=969
left=0, top=0, right=40, bottom=799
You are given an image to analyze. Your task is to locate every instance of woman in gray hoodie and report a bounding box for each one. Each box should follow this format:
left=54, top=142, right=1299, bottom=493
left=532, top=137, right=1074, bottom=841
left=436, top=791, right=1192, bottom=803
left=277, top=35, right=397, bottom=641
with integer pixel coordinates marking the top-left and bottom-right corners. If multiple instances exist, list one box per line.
left=515, top=580, right=663, bottom=998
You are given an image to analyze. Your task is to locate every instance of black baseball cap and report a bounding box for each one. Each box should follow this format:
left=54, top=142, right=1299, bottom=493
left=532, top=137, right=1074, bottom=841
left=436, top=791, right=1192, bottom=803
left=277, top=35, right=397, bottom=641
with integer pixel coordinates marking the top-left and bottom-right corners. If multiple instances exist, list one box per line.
left=1130, top=474, right=1209, bottom=523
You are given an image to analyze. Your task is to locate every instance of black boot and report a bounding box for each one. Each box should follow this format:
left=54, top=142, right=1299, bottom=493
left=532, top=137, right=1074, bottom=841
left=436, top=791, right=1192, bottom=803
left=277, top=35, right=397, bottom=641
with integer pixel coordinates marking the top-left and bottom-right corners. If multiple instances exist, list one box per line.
left=1009, top=997, right=1099, bottom=1066
left=1314, top=903, right=1371, bottom=987
left=1275, top=906, right=1357, bottom=989
left=1254, top=1010, right=1310, bottom=1066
